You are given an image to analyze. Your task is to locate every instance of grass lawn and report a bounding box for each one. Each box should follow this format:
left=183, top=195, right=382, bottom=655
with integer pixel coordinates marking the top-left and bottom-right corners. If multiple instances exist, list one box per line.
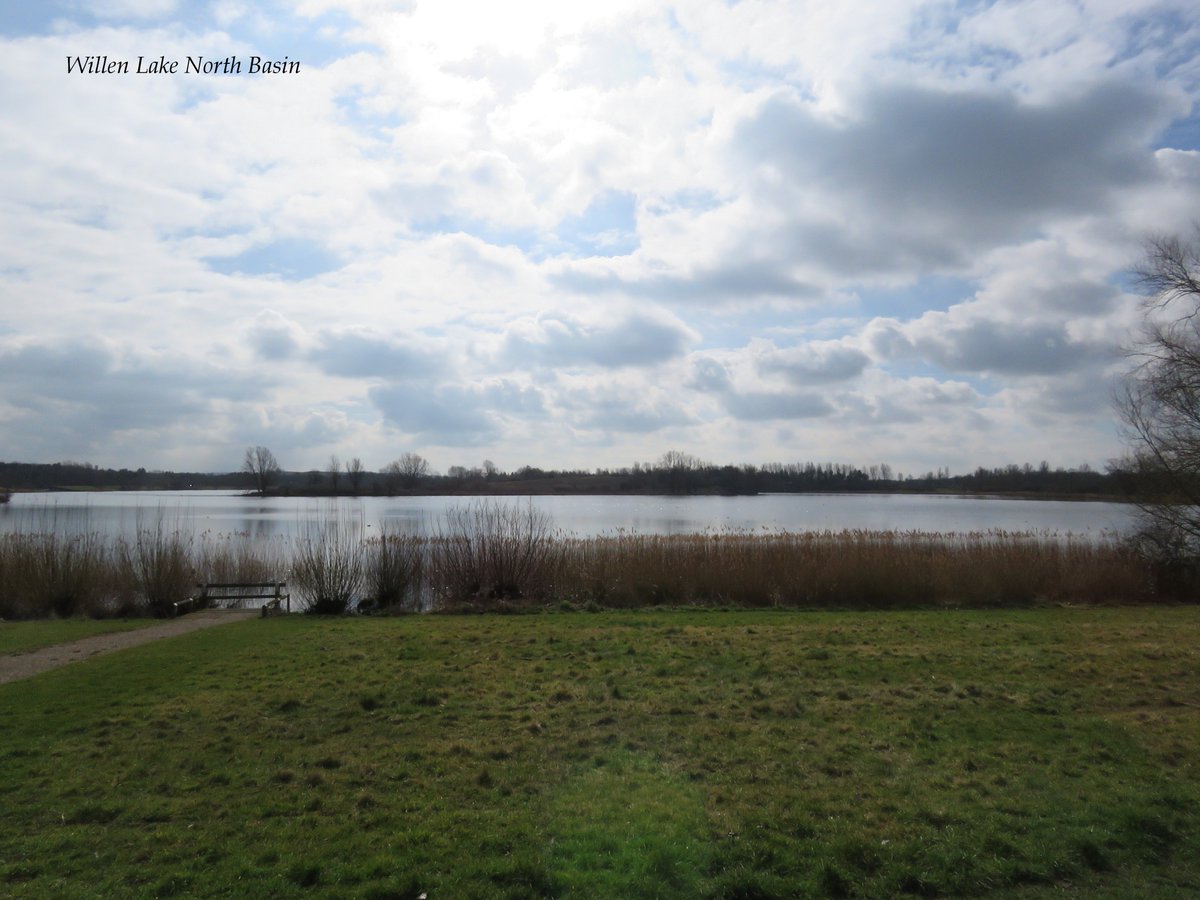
left=0, top=618, right=154, bottom=655
left=0, top=607, right=1198, bottom=898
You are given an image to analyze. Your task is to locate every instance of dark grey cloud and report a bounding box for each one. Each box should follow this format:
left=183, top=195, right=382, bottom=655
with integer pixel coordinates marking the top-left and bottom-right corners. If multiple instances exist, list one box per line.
left=836, top=378, right=979, bottom=427
left=735, top=79, right=1175, bottom=274
left=247, top=311, right=301, bottom=360
left=552, top=79, right=1174, bottom=304
left=855, top=399, right=924, bottom=425
left=865, top=319, right=913, bottom=360
left=557, top=385, right=694, bottom=433
left=502, top=311, right=694, bottom=369
left=1011, top=371, right=1120, bottom=419
left=775, top=219, right=966, bottom=277
left=907, top=318, right=1111, bottom=376
left=310, top=330, right=440, bottom=379
left=481, top=380, right=546, bottom=415
left=226, top=409, right=346, bottom=455
left=576, top=402, right=693, bottom=434
left=1019, top=278, right=1124, bottom=316
left=368, top=379, right=544, bottom=444
left=370, top=383, right=499, bottom=444
left=687, top=349, right=846, bottom=420
left=688, top=356, right=734, bottom=392
left=0, top=339, right=268, bottom=442
left=757, top=342, right=870, bottom=384
left=721, top=389, right=834, bottom=422
left=551, top=261, right=819, bottom=304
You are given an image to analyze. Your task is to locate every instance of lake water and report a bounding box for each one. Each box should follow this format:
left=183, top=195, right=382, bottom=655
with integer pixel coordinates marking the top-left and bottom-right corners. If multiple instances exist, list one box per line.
left=0, top=490, right=1138, bottom=542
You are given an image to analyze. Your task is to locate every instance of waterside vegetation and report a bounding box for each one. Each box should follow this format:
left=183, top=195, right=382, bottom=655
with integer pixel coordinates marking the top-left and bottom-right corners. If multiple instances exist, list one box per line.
left=0, top=501, right=1191, bottom=620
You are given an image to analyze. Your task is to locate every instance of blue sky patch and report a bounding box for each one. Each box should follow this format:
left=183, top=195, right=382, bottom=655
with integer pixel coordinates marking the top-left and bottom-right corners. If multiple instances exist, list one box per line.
left=856, top=276, right=976, bottom=319
left=205, top=238, right=342, bottom=281
left=553, top=190, right=639, bottom=259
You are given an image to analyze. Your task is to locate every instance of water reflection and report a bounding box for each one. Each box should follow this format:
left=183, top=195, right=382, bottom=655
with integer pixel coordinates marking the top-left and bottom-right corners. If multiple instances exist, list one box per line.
left=0, top=489, right=1137, bottom=542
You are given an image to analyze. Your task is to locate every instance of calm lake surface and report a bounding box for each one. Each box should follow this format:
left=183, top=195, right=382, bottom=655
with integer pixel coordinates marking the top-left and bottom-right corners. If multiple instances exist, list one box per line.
left=0, top=490, right=1137, bottom=542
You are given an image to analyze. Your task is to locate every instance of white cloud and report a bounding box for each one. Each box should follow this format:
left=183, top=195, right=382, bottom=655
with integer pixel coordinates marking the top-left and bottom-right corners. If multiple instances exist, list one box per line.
left=80, top=0, right=180, bottom=20
left=500, top=308, right=696, bottom=369
left=1, top=0, right=1199, bottom=471
left=754, top=338, right=871, bottom=385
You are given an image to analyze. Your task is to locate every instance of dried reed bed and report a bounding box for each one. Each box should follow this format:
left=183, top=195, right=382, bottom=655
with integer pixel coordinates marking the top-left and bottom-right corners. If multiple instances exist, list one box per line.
left=363, top=530, right=424, bottom=614
left=548, top=529, right=1151, bottom=609
left=0, top=515, right=1165, bottom=619
left=0, top=531, right=131, bottom=618
left=195, top=531, right=290, bottom=585
left=0, top=528, right=293, bottom=619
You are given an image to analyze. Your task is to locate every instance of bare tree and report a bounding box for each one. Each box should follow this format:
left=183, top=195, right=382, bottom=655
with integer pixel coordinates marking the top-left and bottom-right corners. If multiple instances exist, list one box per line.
left=243, top=446, right=280, bottom=495
left=345, top=457, right=366, bottom=495
left=657, top=449, right=703, bottom=471
left=385, top=452, right=430, bottom=489
left=381, top=453, right=428, bottom=495
left=656, top=449, right=705, bottom=493
left=380, top=460, right=401, bottom=496
left=327, top=454, right=341, bottom=494
left=1117, top=229, right=1200, bottom=559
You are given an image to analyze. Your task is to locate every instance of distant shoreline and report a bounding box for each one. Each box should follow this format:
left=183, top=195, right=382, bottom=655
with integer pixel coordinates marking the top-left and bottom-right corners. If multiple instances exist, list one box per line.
left=2, top=485, right=1136, bottom=503
left=0, top=459, right=1137, bottom=503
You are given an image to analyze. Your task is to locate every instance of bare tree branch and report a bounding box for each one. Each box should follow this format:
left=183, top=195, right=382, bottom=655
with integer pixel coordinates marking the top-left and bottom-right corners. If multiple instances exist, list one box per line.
left=1118, top=228, right=1200, bottom=560
left=243, top=446, right=280, bottom=495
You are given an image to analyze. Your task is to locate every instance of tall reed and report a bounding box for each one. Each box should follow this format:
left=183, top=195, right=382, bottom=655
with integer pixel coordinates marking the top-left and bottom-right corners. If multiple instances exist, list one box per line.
left=0, top=531, right=121, bottom=618
left=196, top=531, right=289, bottom=585
left=363, top=527, right=426, bottom=612
left=549, top=529, right=1150, bottom=609
left=118, top=517, right=194, bottom=617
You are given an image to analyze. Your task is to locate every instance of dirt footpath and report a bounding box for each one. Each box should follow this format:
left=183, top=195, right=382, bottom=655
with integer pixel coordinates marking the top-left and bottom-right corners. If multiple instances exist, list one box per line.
left=0, top=609, right=258, bottom=686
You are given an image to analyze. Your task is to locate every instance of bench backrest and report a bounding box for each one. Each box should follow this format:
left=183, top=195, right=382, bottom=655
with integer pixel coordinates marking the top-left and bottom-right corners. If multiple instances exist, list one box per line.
left=195, top=582, right=290, bottom=611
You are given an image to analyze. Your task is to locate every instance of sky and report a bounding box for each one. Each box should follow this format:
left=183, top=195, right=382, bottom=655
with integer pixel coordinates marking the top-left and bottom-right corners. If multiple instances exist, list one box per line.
left=2, top=0, right=1199, bottom=476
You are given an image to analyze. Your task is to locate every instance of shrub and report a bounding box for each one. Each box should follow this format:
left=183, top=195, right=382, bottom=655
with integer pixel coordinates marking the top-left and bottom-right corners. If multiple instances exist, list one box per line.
left=430, top=500, right=557, bottom=609
left=291, top=512, right=364, bottom=615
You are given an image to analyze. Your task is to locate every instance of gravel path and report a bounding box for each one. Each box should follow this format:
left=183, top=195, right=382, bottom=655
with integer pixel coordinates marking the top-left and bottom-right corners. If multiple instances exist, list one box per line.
left=0, top=609, right=258, bottom=686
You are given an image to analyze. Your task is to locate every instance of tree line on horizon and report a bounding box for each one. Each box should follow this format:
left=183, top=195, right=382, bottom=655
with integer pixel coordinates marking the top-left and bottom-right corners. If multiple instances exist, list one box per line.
left=1, top=452, right=1129, bottom=499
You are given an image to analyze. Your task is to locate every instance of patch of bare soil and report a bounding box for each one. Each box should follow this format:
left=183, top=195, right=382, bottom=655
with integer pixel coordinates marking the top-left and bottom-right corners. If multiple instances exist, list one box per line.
left=0, top=609, right=257, bottom=685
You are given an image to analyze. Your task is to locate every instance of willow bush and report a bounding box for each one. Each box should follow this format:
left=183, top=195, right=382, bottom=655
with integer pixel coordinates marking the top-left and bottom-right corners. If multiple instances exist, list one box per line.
left=290, top=513, right=365, bottom=615
left=430, top=500, right=558, bottom=608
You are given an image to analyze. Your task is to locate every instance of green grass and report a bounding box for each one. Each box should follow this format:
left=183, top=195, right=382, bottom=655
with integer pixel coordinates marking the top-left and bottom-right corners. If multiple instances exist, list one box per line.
left=0, top=618, right=154, bottom=655
left=1, top=608, right=1198, bottom=897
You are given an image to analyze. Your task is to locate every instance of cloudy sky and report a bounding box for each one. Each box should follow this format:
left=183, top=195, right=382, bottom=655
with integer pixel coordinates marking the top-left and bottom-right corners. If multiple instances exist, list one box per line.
left=2, top=0, right=1199, bottom=476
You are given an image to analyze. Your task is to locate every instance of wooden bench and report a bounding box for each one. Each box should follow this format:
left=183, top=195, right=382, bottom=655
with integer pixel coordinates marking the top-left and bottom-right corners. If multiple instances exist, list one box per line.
left=174, top=582, right=290, bottom=617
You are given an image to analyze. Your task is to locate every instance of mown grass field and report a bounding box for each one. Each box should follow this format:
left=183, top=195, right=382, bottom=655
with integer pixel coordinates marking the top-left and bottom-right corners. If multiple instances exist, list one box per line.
left=1, top=607, right=1198, bottom=898
left=0, top=618, right=153, bottom=655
